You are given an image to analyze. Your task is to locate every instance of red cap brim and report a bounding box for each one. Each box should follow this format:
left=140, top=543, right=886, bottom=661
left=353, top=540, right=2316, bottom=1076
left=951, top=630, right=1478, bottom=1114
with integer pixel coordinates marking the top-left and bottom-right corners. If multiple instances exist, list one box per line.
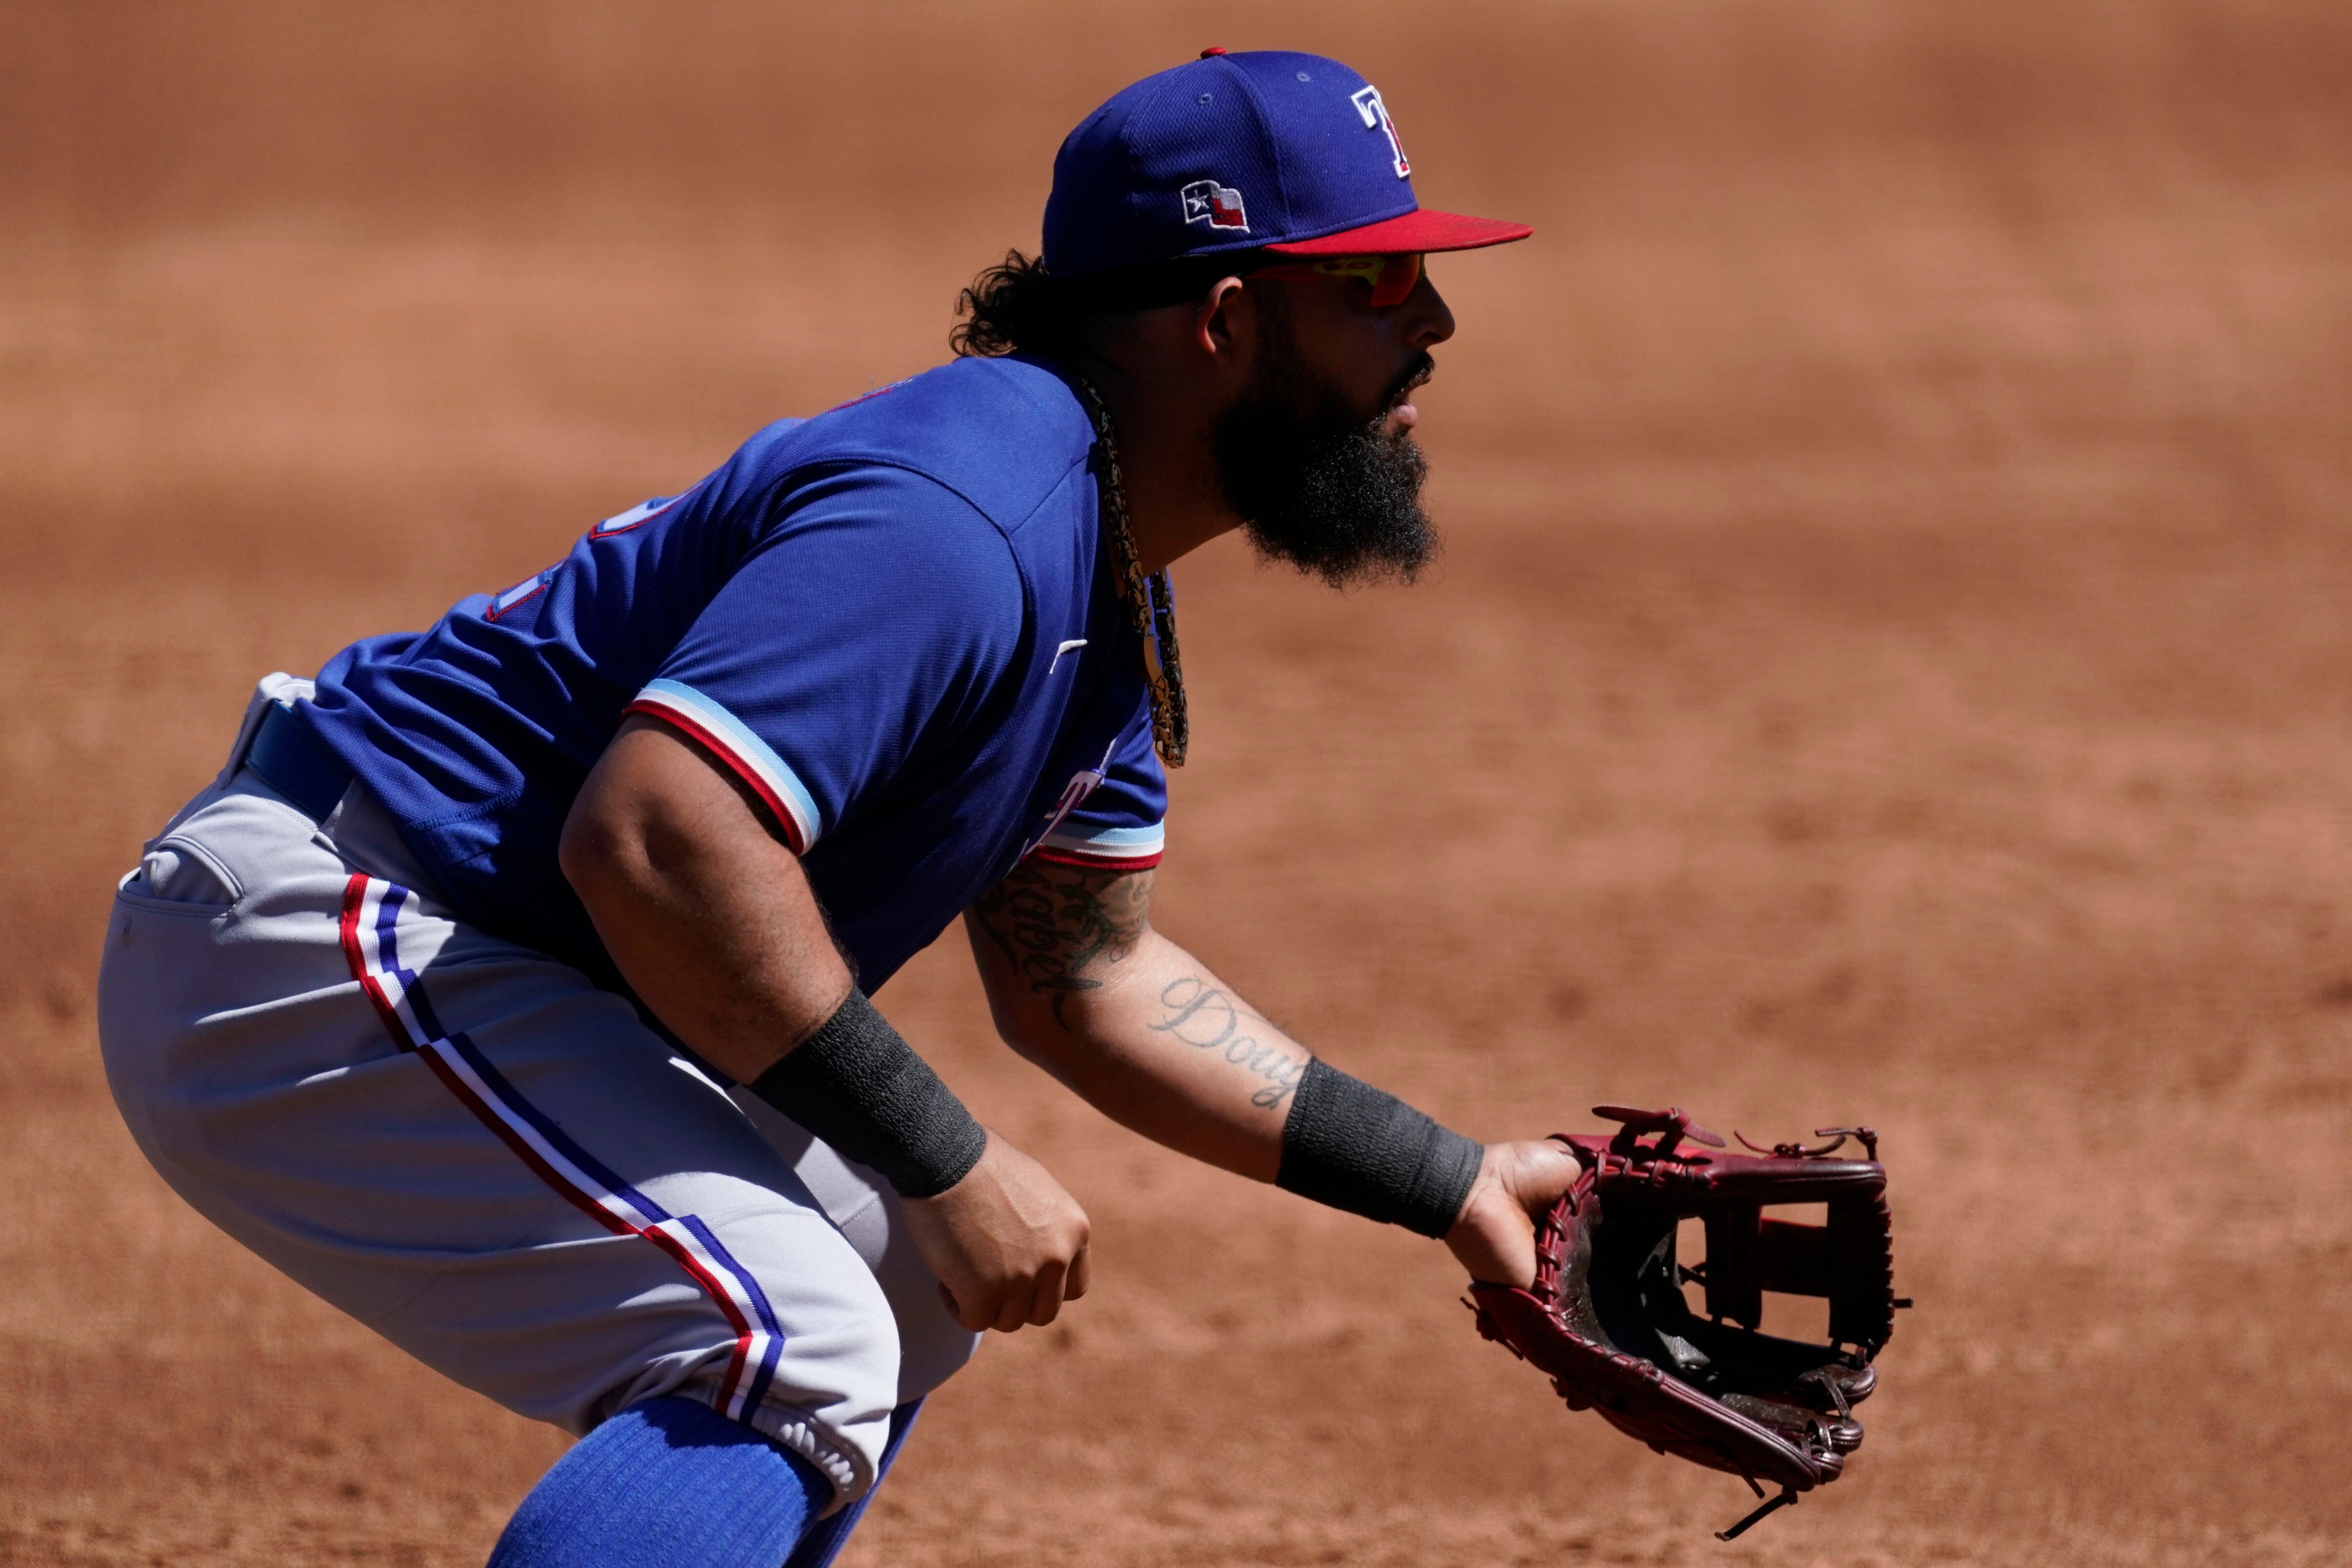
left=1264, top=208, right=1532, bottom=256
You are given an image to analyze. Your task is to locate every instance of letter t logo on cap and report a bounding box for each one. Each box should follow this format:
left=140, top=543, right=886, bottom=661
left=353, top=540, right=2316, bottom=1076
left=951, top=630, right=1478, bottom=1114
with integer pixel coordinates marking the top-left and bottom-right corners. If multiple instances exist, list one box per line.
left=1351, top=85, right=1411, bottom=178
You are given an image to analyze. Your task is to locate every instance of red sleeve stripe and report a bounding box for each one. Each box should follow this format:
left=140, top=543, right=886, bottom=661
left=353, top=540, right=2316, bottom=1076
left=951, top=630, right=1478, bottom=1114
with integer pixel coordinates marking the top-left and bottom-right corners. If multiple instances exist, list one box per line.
left=1029, top=843, right=1165, bottom=871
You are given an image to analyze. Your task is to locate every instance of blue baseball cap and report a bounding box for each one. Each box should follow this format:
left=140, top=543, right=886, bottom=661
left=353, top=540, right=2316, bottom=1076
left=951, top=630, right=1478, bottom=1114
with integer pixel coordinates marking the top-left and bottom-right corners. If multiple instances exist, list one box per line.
left=1043, top=48, right=1533, bottom=278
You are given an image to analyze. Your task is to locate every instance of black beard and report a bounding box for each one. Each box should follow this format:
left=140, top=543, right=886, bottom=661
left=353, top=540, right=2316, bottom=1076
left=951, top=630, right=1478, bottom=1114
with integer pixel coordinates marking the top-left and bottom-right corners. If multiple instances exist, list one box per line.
left=1213, top=305, right=1438, bottom=588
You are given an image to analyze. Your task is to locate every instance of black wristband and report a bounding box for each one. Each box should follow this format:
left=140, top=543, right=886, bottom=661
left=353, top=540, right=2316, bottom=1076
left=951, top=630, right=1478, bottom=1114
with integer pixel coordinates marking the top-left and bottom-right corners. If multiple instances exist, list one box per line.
left=749, top=988, right=988, bottom=1199
left=1274, top=1058, right=1485, bottom=1237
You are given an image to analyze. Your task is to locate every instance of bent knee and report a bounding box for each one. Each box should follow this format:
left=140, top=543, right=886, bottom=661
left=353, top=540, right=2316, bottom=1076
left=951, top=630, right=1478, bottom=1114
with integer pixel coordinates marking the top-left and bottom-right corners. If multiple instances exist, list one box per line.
left=621, top=1201, right=911, bottom=1505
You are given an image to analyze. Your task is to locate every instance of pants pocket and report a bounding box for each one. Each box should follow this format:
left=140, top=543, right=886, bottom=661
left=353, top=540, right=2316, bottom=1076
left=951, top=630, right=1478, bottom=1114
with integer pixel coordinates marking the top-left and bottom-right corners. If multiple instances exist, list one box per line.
left=115, top=836, right=243, bottom=910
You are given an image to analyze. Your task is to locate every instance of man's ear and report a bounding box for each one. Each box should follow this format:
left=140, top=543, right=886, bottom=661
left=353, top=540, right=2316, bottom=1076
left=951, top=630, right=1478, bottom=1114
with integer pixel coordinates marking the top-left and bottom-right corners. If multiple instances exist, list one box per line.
left=1191, top=276, right=1253, bottom=369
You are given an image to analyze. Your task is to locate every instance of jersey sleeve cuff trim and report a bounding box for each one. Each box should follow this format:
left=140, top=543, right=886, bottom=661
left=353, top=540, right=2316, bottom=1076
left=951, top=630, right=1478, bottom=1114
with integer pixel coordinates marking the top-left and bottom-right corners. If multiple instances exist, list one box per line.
left=627, top=680, right=822, bottom=854
left=1030, top=821, right=1165, bottom=869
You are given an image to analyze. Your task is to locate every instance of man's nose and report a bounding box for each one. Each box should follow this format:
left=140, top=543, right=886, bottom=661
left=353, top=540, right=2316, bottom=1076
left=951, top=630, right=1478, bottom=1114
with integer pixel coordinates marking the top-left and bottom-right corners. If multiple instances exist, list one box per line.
left=1404, top=275, right=1457, bottom=351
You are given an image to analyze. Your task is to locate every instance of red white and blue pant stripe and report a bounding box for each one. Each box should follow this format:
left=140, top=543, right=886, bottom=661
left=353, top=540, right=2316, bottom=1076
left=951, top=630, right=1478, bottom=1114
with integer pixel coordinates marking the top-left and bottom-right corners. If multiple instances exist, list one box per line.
left=337, top=873, right=789, bottom=1426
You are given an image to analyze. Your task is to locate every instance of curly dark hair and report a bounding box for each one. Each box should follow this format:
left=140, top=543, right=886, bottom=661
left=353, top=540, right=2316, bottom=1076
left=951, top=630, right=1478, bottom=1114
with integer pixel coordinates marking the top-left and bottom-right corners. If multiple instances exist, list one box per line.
left=949, top=251, right=1069, bottom=357
left=950, top=249, right=1269, bottom=359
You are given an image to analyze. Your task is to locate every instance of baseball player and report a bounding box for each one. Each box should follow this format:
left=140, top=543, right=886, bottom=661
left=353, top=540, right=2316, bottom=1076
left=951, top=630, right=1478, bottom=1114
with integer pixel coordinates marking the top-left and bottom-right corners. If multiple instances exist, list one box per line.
left=97, top=49, right=1580, bottom=1568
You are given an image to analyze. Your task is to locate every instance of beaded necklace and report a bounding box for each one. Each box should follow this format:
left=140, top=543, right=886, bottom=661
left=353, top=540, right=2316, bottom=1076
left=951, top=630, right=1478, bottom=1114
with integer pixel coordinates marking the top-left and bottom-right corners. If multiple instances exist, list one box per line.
left=1071, top=375, right=1188, bottom=768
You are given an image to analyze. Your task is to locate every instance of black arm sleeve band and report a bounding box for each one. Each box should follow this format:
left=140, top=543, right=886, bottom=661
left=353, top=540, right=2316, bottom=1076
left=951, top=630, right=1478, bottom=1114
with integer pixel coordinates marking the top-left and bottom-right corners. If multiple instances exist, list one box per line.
left=1273, top=1058, right=1485, bottom=1237
left=748, top=988, right=988, bottom=1200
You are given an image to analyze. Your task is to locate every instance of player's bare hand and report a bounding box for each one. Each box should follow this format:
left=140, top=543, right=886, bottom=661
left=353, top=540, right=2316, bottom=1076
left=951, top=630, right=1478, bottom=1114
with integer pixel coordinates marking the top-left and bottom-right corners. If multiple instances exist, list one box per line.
left=1444, top=1138, right=1583, bottom=1289
left=902, top=1131, right=1092, bottom=1333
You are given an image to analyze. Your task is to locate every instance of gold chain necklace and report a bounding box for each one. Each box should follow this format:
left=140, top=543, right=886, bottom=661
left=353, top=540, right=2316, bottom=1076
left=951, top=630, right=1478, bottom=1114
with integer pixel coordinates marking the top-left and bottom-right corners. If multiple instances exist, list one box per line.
left=1071, top=375, right=1188, bottom=768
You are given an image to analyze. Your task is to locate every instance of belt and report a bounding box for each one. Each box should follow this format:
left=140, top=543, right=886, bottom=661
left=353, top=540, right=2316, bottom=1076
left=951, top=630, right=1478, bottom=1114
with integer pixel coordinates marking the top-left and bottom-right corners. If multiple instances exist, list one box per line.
left=245, top=701, right=355, bottom=822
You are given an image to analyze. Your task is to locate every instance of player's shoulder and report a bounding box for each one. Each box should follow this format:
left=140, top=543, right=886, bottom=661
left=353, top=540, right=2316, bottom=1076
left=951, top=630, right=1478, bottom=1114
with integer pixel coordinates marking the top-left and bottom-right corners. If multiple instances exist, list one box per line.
left=754, top=354, right=1095, bottom=537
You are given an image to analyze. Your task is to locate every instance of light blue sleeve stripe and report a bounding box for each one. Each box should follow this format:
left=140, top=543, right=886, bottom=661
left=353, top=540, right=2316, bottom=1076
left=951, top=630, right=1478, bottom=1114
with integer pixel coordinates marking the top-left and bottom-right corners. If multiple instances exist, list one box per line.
left=634, top=678, right=824, bottom=846
left=1053, top=823, right=1166, bottom=849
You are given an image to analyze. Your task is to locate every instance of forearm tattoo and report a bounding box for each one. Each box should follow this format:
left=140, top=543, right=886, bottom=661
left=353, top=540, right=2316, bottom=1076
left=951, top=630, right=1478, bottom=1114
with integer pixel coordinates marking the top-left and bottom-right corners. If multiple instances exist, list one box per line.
left=970, top=859, right=1154, bottom=1028
left=1150, top=975, right=1306, bottom=1112
left=970, top=861, right=1306, bottom=1112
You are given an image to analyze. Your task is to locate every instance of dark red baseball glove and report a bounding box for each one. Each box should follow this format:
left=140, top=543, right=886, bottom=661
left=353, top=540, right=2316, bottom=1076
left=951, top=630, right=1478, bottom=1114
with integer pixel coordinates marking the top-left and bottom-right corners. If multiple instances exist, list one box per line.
left=1467, top=1106, right=1904, bottom=1540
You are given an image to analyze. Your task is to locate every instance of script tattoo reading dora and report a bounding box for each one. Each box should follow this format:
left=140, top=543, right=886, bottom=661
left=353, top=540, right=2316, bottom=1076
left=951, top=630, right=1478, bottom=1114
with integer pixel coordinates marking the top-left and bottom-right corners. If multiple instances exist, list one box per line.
left=969, top=858, right=1154, bottom=1028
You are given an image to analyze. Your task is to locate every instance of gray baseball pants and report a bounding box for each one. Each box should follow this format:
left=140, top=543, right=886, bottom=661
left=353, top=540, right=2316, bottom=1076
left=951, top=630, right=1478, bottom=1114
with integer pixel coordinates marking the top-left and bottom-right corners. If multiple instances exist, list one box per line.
left=96, top=677, right=979, bottom=1508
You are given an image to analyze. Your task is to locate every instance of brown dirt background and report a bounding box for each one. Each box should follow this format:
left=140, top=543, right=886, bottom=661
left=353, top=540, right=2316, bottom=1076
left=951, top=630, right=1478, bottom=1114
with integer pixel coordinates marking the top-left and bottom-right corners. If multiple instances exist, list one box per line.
left=5, top=2, right=2350, bottom=1563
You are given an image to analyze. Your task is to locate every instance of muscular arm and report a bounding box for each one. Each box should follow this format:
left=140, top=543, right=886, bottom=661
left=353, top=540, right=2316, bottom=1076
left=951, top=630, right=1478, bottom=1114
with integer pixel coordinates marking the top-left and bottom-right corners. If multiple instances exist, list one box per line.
left=559, top=716, right=850, bottom=1082
left=967, top=858, right=1302, bottom=1181
left=561, top=716, right=1091, bottom=1330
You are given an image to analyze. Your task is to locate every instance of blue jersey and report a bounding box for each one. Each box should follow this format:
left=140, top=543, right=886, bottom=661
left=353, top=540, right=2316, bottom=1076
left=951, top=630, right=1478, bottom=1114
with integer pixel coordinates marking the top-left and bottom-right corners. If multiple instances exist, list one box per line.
left=298, top=354, right=1167, bottom=992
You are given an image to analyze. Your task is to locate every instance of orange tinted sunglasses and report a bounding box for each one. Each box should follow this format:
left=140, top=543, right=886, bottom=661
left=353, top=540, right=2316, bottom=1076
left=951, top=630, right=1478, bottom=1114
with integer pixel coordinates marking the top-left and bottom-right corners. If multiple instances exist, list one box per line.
left=1251, top=252, right=1425, bottom=308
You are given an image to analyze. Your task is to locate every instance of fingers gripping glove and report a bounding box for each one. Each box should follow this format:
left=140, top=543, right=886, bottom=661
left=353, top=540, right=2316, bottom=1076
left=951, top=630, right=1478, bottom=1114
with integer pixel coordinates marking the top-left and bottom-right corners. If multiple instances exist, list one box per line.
left=1466, top=1106, right=1905, bottom=1540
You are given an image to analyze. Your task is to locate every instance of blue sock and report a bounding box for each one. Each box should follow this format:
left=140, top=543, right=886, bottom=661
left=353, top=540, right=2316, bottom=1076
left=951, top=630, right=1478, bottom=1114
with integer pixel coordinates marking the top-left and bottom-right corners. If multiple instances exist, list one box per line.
left=782, top=1398, right=923, bottom=1568
left=488, top=1396, right=830, bottom=1568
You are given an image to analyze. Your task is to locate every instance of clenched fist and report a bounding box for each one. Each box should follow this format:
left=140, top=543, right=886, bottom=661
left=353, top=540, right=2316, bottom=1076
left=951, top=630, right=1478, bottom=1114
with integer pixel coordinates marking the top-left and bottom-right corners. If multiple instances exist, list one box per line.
left=901, top=1131, right=1092, bottom=1332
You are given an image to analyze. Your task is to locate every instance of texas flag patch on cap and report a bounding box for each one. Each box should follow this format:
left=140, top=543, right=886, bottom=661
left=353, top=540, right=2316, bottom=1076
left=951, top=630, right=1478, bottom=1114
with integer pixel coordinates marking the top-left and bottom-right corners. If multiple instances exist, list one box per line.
left=1180, top=179, right=1249, bottom=231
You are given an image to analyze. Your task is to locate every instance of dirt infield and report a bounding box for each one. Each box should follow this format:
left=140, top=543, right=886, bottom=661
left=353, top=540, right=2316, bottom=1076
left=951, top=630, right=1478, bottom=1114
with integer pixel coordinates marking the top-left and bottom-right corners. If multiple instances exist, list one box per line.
left=5, top=2, right=2350, bottom=1563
